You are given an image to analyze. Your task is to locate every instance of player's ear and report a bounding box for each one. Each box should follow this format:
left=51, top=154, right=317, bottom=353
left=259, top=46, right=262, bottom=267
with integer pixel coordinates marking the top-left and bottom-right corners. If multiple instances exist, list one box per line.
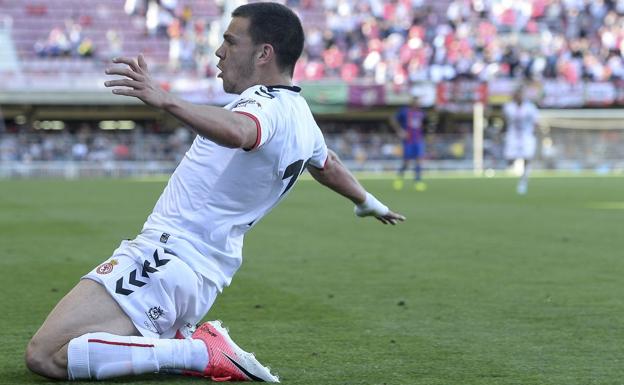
left=256, top=44, right=274, bottom=65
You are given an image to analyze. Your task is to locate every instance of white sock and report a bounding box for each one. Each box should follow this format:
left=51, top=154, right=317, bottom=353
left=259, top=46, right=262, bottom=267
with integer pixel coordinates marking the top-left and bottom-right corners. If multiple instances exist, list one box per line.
left=67, top=332, right=208, bottom=380
left=520, top=165, right=530, bottom=185
left=523, top=160, right=531, bottom=179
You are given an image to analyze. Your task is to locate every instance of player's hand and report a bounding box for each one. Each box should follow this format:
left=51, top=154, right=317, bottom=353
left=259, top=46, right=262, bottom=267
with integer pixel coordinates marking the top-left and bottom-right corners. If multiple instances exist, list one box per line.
left=104, top=54, right=169, bottom=108
left=361, top=209, right=406, bottom=225
left=354, top=193, right=406, bottom=225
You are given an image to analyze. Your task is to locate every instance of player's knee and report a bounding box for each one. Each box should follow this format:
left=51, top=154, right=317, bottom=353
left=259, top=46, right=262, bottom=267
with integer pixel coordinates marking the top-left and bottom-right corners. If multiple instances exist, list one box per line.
left=25, top=339, right=45, bottom=375
left=25, top=338, right=65, bottom=379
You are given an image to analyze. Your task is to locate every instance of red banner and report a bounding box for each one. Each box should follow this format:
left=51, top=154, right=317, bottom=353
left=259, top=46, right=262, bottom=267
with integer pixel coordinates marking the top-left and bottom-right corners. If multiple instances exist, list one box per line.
left=436, top=81, right=488, bottom=112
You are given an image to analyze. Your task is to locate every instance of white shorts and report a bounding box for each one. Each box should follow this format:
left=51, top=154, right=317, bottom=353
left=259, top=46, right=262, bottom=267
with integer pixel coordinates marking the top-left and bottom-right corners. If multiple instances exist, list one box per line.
left=504, top=133, right=536, bottom=160
left=84, top=237, right=218, bottom=339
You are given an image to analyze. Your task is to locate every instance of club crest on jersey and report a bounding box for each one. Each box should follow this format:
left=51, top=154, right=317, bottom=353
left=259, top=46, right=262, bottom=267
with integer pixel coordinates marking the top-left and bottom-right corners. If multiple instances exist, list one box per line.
left=233, top=98, right=262, bottom=109
left=96, top=259, right=118, bottom=274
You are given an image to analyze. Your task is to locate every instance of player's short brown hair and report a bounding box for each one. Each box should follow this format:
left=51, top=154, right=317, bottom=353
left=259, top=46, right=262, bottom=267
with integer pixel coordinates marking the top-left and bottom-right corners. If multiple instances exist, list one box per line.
left=232, top=2, right=304, bottom=76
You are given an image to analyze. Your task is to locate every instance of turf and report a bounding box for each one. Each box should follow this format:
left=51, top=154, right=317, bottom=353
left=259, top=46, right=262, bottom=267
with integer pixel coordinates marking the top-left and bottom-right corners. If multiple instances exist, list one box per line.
left=0, top=175, right=623, bottom=385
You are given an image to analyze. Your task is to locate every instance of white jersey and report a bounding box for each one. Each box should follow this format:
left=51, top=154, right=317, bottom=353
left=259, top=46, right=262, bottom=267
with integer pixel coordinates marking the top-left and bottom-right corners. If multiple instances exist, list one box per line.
left=141, top=84, right=328, bottom=290
left=503, top=100, right=538, bottom=159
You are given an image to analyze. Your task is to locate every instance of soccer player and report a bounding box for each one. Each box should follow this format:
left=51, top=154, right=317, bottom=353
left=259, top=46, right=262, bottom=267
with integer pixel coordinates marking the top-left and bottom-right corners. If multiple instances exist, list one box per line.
left=25, top=2, right=405, bottom=382
left=389, top=95, right=427, bottom=191
left=503, top=87, right=539, bottom=194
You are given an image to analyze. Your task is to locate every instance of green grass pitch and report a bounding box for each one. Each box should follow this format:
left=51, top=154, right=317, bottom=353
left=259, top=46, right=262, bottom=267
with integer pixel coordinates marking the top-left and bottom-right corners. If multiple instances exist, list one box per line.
left=0, top=175, right=623, bottom=385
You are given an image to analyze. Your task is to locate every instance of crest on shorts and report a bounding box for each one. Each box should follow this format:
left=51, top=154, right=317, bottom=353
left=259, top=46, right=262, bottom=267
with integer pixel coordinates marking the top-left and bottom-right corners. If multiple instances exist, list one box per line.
left=147, top=306, right=164, bottom=320
left=96, top=259, right=118, bottom=274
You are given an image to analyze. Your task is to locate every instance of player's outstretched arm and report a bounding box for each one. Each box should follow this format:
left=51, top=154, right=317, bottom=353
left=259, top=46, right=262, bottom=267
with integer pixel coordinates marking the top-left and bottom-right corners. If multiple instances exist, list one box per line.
left=104, top=54, right=257, bottom=149
left=307, top=150, right=406, bottom=225
left=389, top=114, right=407, bottom=139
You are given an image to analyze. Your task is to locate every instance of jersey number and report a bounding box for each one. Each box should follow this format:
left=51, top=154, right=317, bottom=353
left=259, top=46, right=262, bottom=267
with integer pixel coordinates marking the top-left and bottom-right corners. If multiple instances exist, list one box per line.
left=281, top=159, right=310, bottom=197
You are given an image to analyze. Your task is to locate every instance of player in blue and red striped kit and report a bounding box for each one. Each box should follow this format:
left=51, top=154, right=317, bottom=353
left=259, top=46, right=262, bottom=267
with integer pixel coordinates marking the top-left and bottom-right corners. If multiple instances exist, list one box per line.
left=389, top=95, right=427, bottom=191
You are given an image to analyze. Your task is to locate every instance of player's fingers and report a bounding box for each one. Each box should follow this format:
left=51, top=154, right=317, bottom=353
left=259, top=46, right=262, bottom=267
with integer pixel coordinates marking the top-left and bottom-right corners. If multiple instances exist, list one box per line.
left=379, top=212, right=404, bottom=225
left=111, top=88, right=140, bottom=97
left=388, top=211, right=406, bottom=221
left=105, top=66, right=142, bottom=81
left=137, top=53, right=149, bottom=71
left=375, top=216, right=388, bottom=225
left=112, top=56, right=140, bottom=72
left=384, top=216, right=397, bottom=225
left=105, top=79, right=142, bottom=89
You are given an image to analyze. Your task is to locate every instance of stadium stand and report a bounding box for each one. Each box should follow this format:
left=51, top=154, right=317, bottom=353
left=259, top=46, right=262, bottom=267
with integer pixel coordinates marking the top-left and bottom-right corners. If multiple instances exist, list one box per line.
left=4, top=0, right=624, bottom=83
left=295, top=0, right=624, bottom=84
left=3, top=0, right=219, bottom=74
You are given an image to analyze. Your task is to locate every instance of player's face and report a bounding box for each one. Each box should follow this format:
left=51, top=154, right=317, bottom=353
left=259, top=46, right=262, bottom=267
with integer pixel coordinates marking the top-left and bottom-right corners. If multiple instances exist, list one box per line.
left=215, top=17, right=260, bottom=94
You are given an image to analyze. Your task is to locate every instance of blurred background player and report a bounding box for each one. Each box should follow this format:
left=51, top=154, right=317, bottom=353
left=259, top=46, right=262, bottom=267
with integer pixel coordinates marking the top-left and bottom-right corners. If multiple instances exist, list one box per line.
left=389, top=94, right=427, bottom=191
left=503, top=87, right=539, bottom=195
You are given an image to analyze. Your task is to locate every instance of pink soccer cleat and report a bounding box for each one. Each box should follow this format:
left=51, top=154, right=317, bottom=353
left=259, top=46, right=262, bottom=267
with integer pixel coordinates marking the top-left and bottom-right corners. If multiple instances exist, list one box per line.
left=189, top=321, right=279, bottom=382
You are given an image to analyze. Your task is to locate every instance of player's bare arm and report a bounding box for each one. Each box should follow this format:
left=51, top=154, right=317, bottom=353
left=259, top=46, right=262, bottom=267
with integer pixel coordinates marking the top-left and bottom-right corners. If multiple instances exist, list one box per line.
left=389, top=115, right=407, bottom=139
left=104, top=54, right=257, bottom=149
left=307, top=150, right=406, bottom=225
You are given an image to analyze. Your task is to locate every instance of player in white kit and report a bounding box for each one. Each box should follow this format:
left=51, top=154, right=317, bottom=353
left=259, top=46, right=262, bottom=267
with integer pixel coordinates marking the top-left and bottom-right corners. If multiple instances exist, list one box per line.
left=25, top=3, right=405, bottom=382
left=503, top=87, right=539, bottom=194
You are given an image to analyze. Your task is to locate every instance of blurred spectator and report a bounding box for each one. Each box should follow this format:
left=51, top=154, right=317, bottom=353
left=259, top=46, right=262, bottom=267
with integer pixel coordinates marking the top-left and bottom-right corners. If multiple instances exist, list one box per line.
left=34, top=18, right=95, bottom=58
left=168, top=18, right=183, bottom=70
left=105, top=29, right=124, bottom=59
left=34, top=27, right=71, bottom=57
left=72, top=141, right=88, bottom=160
left=125, top=0, right=147, bottom=16
left=77, top=38, right=95, bottom=58
left=113, top=140, right=131, bottom=160
left=145, top=0, right=175, bottom=37
left=66, top=19, right=83, bottom=53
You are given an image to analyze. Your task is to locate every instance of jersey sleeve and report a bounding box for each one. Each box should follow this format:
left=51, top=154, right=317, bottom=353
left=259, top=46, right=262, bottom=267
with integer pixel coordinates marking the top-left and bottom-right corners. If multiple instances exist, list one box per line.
left=395, top=107, right=406, bottom=128
left=229, top=88, right=276, bottom=151
left=502, top=103, right=511, bottom=119
left=503, top=103, right=515, bottom=127
left=530, top=103, right=539, bottom=122
left=308, top=125, right=329, bottom=169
